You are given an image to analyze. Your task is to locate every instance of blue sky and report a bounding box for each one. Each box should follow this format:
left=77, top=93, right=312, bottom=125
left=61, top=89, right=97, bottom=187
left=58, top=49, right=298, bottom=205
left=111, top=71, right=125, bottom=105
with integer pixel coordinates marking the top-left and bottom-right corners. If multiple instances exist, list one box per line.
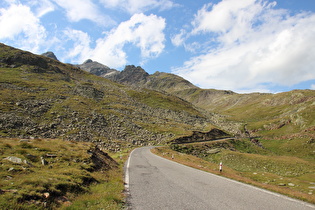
left=1, top=0, right=315, bottom=93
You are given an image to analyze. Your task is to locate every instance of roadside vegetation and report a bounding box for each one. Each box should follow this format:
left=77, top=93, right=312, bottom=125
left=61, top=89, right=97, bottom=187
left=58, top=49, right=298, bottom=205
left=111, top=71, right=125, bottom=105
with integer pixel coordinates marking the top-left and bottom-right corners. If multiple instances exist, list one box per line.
left=0, top=138, right=127, bottom=209
left=152, top=138, right=315, bottom=204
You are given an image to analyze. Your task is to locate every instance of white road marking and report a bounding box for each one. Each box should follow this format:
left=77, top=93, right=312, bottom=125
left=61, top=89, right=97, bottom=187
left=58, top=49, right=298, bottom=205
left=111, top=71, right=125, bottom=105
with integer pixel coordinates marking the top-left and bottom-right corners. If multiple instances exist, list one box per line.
left=125, top=148, right=135, bottom=193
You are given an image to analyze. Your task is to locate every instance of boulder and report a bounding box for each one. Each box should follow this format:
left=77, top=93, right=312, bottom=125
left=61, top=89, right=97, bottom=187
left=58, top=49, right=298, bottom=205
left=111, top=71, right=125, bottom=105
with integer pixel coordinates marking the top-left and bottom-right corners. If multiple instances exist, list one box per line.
left=4, top=156, right=23, bottom=164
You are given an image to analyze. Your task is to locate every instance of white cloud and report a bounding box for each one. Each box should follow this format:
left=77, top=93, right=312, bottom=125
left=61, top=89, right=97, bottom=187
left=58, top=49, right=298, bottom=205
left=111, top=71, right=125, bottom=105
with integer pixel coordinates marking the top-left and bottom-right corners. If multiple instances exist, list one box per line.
left=311, top=84, right=315, bottom=90
left=191, top=0, right=269, bottom=35
left=171, top=29, right=186, bottom=47
left=28, top=0, right=55, bottom=17
left=99, top=0, right=176, bottom=14
left=52, top=0, right=114, bottom=26
left=0, top=3, right=47, bottom=52
left=63, top=29, right=92, bottom=63
left=172, top=0, right=315, bottom=92
left=0, top=0, right=166, bottom=68
left=89, top=13, right=166, bottom=68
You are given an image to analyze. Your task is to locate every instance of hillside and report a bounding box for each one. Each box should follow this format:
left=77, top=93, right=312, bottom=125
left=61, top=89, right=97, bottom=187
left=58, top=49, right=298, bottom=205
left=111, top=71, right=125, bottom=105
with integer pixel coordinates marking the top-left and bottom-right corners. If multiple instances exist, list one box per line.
left=0, top=44, right=224, bottom=208
left=0, top=138, right=123, bottom=209
left=79, top=63, right=314, bottom=144
left=0, top=43, right=216, bottom=149
left=77, top=61, right=315, bottom=164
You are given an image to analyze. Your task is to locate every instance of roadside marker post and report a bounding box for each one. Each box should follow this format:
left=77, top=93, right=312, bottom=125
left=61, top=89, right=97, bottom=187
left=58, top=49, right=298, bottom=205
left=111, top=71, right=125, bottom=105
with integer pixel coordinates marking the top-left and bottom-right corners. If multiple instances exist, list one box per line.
left=219, top=162, right=222, bottom=172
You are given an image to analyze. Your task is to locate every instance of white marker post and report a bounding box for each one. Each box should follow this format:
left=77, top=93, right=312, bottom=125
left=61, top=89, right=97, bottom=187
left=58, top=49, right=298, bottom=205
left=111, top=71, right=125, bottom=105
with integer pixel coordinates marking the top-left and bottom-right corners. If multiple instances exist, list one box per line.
left=219, top=162, right=222, bottom=172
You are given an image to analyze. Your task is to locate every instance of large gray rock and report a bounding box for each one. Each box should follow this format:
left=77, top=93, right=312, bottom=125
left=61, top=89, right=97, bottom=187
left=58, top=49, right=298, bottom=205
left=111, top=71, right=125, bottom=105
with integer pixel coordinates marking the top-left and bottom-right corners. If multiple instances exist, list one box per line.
left=5, top=156, right=23, bottom=164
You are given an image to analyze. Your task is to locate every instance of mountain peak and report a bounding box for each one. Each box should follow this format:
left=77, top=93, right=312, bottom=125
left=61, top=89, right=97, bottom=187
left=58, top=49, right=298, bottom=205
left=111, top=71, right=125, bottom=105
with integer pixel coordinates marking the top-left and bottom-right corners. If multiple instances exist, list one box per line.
left=41, top=51, right=58, bottom=61
left=77, top=59, right=118, bottom=77
left=83, top=59, right=93, bottom=64
left=117, top=65, right=149, bottom=84
left=123, top=65, right=148, bottom=75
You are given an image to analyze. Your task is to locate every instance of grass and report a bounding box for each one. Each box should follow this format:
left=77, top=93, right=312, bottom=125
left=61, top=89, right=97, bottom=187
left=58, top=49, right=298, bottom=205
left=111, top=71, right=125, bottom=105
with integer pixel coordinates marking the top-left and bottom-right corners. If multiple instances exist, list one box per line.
left=0, top=138, right=127, bottom=209
left=0, top=47, right=214, bottom=143
left=126, top=88, right=202, bottom=117
left=153, top=140, right=315, bottom=204
left=260, top=137, right=315, bottom=161
left=62, top=170, right=124, bottom=210
left=63, top=149, right=131, bottom=210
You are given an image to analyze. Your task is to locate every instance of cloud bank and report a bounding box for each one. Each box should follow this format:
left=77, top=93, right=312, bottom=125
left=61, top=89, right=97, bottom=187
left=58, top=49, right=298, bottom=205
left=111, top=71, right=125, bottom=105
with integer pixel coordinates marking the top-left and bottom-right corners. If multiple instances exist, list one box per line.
left=63, top=13, right=166, bottom=67
left=52, top=0, right=115, bottom=26
left=0, top=0, right=167, bottom=68
left=0, top=3, right=47, bottom=52
left=100, top=0, right=176, bottom=14
left=89, top=13, right=166, bottom=68
left=172, top=0, right=315, bottom=92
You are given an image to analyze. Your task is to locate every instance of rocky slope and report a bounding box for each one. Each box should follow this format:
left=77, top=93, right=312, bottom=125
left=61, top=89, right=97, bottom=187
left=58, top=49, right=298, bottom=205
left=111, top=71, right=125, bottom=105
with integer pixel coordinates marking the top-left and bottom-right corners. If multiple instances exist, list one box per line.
left=1, top=44, right=219, bottom=149
left=76, top=59, right=315, bottom=141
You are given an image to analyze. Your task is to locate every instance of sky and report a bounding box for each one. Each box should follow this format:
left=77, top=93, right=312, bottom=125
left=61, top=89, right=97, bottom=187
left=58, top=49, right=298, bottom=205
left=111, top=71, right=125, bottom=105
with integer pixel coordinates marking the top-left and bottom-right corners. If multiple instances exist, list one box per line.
left=1, top=0, right=315, bottom=93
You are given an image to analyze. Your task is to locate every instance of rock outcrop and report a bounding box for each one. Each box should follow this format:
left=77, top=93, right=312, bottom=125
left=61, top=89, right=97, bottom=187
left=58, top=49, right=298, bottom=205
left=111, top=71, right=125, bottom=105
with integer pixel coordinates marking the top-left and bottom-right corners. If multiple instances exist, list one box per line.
left=41, top=51, right=58, bottom=61
left=77, top=59, right=119, bottom=77
left=170, top=128, right=231, bottom=144
left=88, top=146, right=118, bottom=171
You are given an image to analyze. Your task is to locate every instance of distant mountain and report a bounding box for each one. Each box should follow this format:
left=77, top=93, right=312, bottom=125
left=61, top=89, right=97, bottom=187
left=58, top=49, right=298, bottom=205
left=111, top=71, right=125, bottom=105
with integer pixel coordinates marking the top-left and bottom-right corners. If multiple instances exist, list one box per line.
left=112, top=65, right=149, bottom=85
left=77, top=59, right=119, bottom=78
left=41, top=51, right=58, bottom=61
left=78, top=62, right=198, bottom=91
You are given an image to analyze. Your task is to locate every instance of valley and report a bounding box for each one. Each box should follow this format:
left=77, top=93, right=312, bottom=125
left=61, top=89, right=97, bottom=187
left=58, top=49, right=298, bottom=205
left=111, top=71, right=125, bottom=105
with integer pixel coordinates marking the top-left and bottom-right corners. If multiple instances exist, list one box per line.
left=0, top=43, right=314, bottom=208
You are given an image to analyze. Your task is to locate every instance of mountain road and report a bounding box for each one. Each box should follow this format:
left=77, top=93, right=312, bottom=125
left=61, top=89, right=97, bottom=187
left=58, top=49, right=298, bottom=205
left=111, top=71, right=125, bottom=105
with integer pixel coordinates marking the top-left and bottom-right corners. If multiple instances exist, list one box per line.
left=125, top=147, right=315, bottom=210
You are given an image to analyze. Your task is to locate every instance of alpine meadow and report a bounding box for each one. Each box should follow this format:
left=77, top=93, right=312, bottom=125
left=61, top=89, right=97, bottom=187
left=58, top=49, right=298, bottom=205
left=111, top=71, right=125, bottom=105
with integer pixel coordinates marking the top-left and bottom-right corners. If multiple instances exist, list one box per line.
left=0, top=42, right=314, bottom=208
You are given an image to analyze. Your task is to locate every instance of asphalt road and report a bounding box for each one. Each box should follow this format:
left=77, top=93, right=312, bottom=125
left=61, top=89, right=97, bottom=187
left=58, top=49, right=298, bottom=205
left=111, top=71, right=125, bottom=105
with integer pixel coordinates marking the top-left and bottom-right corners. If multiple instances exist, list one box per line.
left=125, top=147, right=315, bottom=210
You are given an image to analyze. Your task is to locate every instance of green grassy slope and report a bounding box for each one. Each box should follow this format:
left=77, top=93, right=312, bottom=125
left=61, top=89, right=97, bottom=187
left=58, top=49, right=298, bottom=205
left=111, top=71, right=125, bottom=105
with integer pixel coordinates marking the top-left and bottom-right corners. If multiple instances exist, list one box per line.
left=0, top=43, right=214, bottom=147
left=172, top=88, right=315, bottom=137
left=0, top=138, right=124, bottom=209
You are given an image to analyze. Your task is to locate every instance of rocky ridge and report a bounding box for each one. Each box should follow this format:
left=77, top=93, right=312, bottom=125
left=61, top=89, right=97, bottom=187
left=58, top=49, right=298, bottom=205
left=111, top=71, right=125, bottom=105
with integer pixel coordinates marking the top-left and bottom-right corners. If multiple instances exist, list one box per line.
left=74, top=59, right=315, bottom=140
left=75, top=63, right=244, bottom=135
left=76, top=59, right=118, bottom=78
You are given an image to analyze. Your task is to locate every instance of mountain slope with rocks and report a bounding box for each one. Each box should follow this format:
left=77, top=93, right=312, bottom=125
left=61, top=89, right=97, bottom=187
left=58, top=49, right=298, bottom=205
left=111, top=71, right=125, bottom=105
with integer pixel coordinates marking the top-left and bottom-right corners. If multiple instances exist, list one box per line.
left=1, top=44, right=220, bottom=150
left=77, top=61, right=314, bottom=143
left=1, top=44, right=314, bottom=208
